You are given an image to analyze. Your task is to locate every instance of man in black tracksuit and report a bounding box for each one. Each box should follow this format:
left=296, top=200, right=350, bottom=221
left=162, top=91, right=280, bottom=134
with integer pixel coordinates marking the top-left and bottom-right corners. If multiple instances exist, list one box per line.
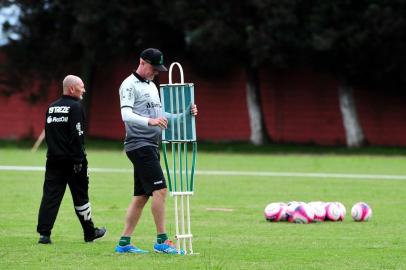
left=37, top=75, right=106, bottom=244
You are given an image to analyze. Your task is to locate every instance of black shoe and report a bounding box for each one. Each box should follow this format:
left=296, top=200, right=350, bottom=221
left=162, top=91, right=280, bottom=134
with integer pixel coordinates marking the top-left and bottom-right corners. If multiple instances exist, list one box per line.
left=38, top=235, right=52, bottom=244
left=84, top=227, right=107, bottom=242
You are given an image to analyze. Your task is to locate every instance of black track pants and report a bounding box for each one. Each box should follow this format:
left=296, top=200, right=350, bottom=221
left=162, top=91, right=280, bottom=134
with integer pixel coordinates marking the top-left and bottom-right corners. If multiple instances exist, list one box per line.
left=37, top=159, right=95, bottom=237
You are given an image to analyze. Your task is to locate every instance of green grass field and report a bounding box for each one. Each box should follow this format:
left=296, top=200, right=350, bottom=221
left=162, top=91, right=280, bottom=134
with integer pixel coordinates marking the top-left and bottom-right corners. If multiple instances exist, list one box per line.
left=1, top=143, right=405, bottom=269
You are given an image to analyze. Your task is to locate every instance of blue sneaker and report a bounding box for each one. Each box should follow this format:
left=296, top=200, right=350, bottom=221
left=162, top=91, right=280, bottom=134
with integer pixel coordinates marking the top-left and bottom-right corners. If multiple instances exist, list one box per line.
left=115, top=245, right=148, bottom=254
left=153, top=240, right=185, bottom=255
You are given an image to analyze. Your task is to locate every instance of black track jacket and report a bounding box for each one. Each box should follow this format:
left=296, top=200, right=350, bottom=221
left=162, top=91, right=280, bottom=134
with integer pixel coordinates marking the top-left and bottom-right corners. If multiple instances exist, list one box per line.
left=45, top=95, right=86, bottom=163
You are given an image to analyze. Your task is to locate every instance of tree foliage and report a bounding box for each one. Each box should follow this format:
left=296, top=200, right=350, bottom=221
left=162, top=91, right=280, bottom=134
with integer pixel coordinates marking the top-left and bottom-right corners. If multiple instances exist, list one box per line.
left=1, top=0, right=406, bottom=96
left=165, top=0, right=308, bottom=76
left=0, top=0, right=184, bottom=99
left=307, top=0, right=406, bottom=90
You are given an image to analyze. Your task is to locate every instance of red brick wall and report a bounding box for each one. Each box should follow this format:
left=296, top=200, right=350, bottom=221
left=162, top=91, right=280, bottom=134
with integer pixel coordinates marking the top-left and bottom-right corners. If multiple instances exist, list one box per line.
left=260, top=69, right=346, bottom=145
left=0, top=81, right=59, bottom=139
left=87, top=59, right=129, bottom=140
left=1, top=64, right=406, bottom=146
left=186, top=68, right=251, bottom=141
left=355, top=89, right=406, bottom=146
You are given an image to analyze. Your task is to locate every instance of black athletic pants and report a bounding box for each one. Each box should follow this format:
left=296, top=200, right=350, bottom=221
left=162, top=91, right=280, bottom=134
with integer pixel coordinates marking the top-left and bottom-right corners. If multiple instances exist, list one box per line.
left=37, top=158, right=95, bottom=237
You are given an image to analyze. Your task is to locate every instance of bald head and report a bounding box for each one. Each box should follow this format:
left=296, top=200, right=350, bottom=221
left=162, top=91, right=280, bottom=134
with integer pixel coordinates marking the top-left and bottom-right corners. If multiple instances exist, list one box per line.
left=62, top=75, right=86, bottom=99
left=63, top=75, right=82, bottom=94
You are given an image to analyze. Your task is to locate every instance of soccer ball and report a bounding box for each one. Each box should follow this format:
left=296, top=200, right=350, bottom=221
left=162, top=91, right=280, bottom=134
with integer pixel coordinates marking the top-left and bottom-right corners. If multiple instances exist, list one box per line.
left=324, top=202, right=341, bottom=221
left=351, top=202, right=372, bottom=221
left=286, top=201, right=304, bottom=222
left=278, top=203, right=288, bottom=221
left=308, top=201, right=326, bottom=222
left=264, top=202, right=287, bottom=222
left=290, top=204, right=314, bottom=224
left=335, top=202, right=346, bottom=221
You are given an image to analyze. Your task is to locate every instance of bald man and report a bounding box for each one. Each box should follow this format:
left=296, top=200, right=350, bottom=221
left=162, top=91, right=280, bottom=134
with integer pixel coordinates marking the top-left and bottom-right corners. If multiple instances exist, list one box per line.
left=37, top=75, right=106, bottom=244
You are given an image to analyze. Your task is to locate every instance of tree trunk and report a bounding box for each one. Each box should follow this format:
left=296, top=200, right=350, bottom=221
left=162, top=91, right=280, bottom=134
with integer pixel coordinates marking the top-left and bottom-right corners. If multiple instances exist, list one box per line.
left=245, top=67, right=269, bottom=145
left=338, top=80, right=365, bottom=147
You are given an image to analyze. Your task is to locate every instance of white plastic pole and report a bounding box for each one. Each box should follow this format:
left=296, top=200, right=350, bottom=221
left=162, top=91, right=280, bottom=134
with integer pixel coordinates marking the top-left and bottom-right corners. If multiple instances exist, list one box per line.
left=186, top=195, right=193, bottom=254
left=169, top=62, right=184, bottom=84
left=180, top=194, right=186, bottom=253
left=174, top=196, right=180, bottom=252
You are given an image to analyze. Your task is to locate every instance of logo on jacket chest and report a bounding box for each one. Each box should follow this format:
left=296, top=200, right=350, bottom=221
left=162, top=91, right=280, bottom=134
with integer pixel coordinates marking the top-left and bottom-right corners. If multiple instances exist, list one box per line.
left=146, top=102, right=162, bottom=109
left=49, top=106, right=70, bottom=114
left=47, top=116, right=68, bottom=123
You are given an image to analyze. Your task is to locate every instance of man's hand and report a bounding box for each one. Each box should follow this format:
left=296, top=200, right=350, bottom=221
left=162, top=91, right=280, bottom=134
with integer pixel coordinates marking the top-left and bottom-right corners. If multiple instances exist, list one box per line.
left=148, top=117, right=168, bottom=129
left=191, top=104, right=198, bottom=116
left=73, top=164, right=82, bottom=173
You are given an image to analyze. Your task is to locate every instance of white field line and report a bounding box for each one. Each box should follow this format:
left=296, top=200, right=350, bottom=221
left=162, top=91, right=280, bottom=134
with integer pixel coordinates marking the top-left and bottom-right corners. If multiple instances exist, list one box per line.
left=1, top=165, right=406, bottom=180
left=206, top=208, right=234, bottom=212
left=0, top=166, right=132, bottom=173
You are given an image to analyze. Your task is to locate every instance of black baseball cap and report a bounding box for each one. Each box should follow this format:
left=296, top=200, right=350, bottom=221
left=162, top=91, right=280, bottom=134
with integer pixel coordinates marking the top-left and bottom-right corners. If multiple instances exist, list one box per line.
left=140, top=48, right=168, bottom=71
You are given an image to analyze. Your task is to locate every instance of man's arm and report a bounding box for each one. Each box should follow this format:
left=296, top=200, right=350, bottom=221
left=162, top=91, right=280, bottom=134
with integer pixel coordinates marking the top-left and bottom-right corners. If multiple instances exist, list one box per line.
left=69, top=102, right=85, bottom=168
left=163, top=104, right=198, bottom=119
left=121, top=107, right=168, bottom=129
left=121, top=107, right=149, bottom=127
left=119, top=81, right=154, bottom=127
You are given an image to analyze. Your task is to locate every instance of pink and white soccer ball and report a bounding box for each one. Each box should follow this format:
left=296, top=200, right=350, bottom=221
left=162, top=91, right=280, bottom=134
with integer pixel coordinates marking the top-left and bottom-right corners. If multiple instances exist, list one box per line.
left=278, top=203, right=288, bottom=221
left=308, top=201, right=326, bottom=222
left=334, top=202, right=346, bottom=221
left=324, top=202, right=341, bottom=221
left=264, top=202, right=287, bottom=222
left=290, top=203, right=315, bottom=224
left=351, top=202, right=372, bottom=221
left=286, top=201, right=304, bottom=222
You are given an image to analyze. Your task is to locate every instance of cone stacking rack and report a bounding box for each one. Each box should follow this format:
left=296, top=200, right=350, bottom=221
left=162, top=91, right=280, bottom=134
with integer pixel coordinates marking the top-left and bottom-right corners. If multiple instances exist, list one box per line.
left=160, top=62, right=197, bottom=255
